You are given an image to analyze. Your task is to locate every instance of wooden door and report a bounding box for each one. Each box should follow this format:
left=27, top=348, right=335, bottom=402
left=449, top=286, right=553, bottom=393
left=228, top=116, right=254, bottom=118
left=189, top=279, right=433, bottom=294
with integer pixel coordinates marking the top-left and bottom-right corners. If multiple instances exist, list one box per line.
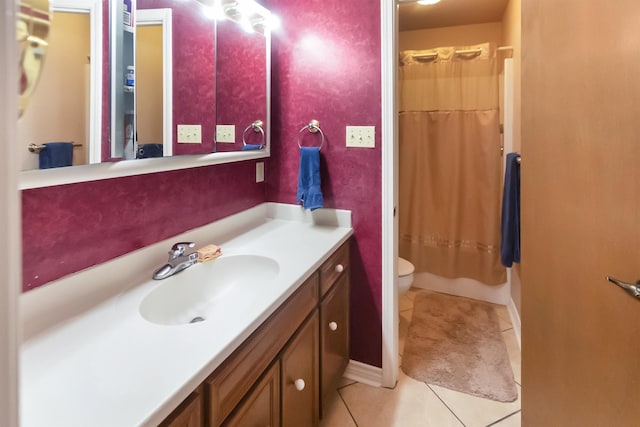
left=320, top=273, right=350, bottom=417
left=281, top=310, right=319, bottom=427
left=521, top=0, right=640, bottom=425
left=223, top=363, right=280, bottom=427
left=160, top=389, right=203, bottom=427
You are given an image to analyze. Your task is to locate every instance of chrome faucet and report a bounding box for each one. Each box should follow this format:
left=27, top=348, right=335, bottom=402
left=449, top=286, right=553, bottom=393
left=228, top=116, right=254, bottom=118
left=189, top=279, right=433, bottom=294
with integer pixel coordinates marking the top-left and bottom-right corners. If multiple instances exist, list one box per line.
left=152, top=242, right=199, bottom=280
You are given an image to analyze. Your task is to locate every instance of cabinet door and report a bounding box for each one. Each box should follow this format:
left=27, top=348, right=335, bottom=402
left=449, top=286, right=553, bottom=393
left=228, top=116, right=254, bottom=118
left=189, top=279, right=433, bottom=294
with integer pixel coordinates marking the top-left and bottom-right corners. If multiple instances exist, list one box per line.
left=159, top=389, right=203, bottom=427
left=281, top=310, right=319, bottom=427
left=223, top=363, right=280, bottom=427
left=320, top=274, right=349, bottom=416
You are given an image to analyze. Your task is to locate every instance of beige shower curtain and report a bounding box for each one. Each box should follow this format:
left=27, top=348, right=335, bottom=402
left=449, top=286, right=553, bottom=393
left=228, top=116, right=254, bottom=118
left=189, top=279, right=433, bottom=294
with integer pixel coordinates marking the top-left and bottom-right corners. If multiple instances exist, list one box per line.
left=399, top=43, right=506, bottom=285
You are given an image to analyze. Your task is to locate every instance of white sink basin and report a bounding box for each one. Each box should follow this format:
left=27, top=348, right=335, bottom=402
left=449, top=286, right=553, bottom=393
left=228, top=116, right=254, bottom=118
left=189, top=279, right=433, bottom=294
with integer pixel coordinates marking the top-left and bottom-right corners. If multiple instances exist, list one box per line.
left=139, top=255, right=280, bottom=325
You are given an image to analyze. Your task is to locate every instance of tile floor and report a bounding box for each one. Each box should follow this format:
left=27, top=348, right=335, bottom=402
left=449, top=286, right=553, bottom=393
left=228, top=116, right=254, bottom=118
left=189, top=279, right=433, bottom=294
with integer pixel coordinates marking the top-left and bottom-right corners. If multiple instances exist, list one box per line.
left=321, top=288, right=522, bottom=427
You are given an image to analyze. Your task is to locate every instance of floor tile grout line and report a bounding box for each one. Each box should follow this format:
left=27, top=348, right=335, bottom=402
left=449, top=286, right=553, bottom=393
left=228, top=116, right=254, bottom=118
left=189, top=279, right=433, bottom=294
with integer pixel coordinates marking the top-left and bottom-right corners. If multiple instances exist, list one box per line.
left=484, top=409, right=521, bottom=426
left=425, top=382, right=467, bottom=427
left=336, top=386, right=360, bottom=427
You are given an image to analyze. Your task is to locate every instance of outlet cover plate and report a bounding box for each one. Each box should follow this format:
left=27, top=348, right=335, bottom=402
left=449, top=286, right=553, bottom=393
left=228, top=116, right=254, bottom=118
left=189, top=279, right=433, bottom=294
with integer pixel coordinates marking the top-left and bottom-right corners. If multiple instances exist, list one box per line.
left=177, top=124, right=202, bottom=144
left=346, top=125, right=375, bottom=148
left=216, top=124, right=235, bottom=143
left=256, top=162, right=264, bottom=183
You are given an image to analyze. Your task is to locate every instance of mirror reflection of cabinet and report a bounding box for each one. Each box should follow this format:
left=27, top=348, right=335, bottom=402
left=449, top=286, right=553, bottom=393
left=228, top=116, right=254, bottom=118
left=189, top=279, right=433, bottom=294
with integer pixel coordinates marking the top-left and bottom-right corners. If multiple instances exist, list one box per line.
left=110, top=0, right=136, bottom=160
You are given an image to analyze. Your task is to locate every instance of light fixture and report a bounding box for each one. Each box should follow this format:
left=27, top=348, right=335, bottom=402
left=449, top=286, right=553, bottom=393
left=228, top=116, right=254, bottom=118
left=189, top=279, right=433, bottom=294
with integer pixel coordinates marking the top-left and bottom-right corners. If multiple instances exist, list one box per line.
left=417, top=0, right=441, bottom=5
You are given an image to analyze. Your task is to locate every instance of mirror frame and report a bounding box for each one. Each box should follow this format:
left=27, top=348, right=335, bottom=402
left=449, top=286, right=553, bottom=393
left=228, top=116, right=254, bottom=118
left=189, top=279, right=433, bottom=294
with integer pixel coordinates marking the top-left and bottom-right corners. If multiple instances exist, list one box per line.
left=19, top=1, right=271, bottom=190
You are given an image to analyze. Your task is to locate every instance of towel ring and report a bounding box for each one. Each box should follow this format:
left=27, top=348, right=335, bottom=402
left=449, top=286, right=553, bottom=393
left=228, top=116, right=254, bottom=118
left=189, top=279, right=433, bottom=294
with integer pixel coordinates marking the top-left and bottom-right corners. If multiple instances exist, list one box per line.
left=242, top=120, right=265, bottom=148
left=297, top=119, right=325, bottom=149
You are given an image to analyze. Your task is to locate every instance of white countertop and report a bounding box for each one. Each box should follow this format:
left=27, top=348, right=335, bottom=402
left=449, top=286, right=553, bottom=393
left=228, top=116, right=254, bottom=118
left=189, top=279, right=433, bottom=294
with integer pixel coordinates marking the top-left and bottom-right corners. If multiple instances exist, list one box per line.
left=20, top=204, right=352, bottom=426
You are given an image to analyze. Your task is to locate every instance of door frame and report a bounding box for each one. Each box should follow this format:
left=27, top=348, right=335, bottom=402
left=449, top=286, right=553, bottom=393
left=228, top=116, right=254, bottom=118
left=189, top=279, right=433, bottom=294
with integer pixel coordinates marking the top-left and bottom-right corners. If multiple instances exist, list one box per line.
left=52, top=0, right=103, bottom=164
left=380, top=0, right=398, bottom=388
left=136, top=8, right=173, bottom=157
left=1, top=0, right=21, bottom=423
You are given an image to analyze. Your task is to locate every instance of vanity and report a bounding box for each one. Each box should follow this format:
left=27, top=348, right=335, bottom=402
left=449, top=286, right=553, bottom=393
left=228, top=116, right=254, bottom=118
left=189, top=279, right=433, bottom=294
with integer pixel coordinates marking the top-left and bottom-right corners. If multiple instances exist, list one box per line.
left=20, top=203, right=352, bottom=426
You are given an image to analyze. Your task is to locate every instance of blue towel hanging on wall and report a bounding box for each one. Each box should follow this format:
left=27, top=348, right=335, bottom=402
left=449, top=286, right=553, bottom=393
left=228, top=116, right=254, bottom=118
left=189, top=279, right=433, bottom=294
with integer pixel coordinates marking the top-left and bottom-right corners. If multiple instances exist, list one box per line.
left=500, top=152, right=521, bottom=267
left=296, top=146, right=324, bottom=211
left=39, top=142, right=74, bottom=169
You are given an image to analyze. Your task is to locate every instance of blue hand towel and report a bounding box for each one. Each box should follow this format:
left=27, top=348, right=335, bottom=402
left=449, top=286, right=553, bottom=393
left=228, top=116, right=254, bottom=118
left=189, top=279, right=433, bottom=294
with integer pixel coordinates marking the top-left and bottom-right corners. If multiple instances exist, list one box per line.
left=241, top=144, right=262, bottom=151
left=39, top=142, right=74, bottom=169
left=296, top=147, right=324, bottom=211
left=500, top=152, right=521, bottom=267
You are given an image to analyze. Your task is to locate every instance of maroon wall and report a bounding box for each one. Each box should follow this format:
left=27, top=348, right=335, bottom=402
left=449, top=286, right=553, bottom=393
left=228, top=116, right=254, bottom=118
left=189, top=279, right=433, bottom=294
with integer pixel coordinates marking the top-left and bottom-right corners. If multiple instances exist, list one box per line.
left=23, top=0, right=384, bottom=369
left=267, top=0, right=383, bottom=368
left=22, top=160, right=266, bottom=291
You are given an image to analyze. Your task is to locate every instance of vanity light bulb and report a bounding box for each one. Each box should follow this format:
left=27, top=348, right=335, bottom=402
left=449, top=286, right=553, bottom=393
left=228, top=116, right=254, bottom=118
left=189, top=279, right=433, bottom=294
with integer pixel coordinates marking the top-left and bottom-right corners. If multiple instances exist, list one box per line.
left=267, top=14, right=280, bottom=30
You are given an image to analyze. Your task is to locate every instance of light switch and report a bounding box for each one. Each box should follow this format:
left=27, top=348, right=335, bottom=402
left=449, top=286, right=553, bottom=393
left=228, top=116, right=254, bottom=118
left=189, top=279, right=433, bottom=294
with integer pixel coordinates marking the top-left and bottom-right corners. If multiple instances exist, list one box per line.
left=177, top=124, right=202, bottom=144
left=216, top=125, right=235, bottom=143
left=346, top=126, right=375, bottom=148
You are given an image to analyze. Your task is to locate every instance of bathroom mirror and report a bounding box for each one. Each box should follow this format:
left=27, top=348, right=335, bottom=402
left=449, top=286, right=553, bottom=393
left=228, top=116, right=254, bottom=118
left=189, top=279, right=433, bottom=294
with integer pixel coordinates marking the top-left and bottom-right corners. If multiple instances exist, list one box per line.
left=19, top=0, right=272, bottom=188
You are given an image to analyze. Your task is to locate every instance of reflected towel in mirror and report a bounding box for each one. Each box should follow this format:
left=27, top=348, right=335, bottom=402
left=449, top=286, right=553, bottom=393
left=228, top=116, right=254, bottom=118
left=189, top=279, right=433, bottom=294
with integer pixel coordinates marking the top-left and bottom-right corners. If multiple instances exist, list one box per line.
left=241, top=144, right=262, bottom=151
left=39, top=142, right=74, bottom=169
left=137, top=143, right=164, bottom=158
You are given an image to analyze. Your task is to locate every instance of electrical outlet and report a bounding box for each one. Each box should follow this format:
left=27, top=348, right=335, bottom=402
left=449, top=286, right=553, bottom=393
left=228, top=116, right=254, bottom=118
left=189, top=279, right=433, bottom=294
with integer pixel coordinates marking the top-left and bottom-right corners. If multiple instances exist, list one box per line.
left=256, top=162, right=265, bottom=183
left=216, top=124, right=235, bottom=143
left=177, top=124, right=202, bottom=144
left=346, top=126, right=375, bottom=148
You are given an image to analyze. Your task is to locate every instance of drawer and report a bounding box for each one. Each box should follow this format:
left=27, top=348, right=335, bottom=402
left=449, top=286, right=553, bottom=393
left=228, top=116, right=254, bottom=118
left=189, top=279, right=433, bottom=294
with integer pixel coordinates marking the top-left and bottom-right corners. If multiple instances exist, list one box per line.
left=206, top=273, right=319, bottom=426
left=319, top=242, right=350, bottom=297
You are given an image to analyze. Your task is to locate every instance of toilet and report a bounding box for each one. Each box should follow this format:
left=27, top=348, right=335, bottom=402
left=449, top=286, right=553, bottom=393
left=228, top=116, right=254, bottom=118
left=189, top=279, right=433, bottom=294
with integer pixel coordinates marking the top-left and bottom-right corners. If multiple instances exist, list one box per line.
left=398, top=257, right=415, bottom=295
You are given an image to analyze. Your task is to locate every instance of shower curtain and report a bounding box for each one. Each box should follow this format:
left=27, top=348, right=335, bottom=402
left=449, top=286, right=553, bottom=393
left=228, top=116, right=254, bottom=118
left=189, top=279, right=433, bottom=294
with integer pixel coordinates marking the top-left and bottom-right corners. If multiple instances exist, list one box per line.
left=399, top=43, right=506, bottom=285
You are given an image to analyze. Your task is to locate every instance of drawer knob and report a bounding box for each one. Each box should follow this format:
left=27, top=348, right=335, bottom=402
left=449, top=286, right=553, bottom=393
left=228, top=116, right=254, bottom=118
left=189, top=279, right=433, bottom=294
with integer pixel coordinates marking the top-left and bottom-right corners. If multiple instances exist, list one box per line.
left=329, top=321, right=338, bottom=331
left=294, top=378, right=306, bottom=391
left=334, top=264, right=344, bottom=273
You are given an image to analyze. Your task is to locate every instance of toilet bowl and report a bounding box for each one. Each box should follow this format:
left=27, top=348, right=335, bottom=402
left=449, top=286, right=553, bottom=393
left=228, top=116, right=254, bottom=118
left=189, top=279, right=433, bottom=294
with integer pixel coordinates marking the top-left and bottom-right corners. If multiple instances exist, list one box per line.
left=398, top=257, right=415, bottom=295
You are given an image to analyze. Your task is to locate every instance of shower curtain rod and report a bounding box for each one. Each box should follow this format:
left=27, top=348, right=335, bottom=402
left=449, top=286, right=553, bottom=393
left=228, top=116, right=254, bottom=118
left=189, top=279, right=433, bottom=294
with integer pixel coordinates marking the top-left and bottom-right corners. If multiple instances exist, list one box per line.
left=412, top=45, right=513, bottom=60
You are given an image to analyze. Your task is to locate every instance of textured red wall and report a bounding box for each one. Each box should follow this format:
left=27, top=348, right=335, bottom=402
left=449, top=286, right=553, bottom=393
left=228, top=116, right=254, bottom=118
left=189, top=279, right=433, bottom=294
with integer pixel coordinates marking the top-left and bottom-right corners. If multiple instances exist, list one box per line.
left=22, top=161, right=266, bottom=291
left=267, top=0, right=383, bottom=367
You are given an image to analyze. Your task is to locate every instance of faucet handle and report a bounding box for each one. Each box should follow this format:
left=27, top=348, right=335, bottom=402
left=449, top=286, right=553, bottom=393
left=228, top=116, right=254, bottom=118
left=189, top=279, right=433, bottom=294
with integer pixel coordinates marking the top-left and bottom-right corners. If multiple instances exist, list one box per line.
left=169, top=242, right=195, bottom=257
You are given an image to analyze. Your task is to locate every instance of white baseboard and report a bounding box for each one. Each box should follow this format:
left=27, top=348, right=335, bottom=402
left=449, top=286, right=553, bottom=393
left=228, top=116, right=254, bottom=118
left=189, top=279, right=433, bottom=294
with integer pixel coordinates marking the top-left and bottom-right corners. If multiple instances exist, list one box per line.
left=507, top=297, right=522, bottom=350
left=344, top=360, right=383, bottom=388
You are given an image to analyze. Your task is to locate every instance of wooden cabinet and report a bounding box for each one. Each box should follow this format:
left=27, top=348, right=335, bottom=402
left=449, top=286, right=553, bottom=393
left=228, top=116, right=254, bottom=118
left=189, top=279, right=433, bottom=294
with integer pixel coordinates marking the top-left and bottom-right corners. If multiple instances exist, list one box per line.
left=159, top=388, right=203, bottom=427
left=206, top=274, right=318, bottom=426
left=223, top=363, right=280, bottom=427
left=320, top=273, right=349, bottom=415
left=161, top=240, right=350, bottom=427
left=281, top=311, right=319, bottom=427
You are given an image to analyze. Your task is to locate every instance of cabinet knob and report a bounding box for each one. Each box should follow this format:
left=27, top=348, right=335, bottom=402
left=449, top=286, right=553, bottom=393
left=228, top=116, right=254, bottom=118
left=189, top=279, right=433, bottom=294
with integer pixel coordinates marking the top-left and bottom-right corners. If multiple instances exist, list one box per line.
left=329, top=321, right=338, bottom=331
left=294, top=378, right=306, bottom=391
left=334, top=264, right=344, bottom=273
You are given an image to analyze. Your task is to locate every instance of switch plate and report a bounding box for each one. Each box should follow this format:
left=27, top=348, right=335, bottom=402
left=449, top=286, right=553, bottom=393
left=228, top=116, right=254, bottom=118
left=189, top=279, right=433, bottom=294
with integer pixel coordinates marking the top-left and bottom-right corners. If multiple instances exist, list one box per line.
left=346, top=126, right=375, bottom=148
left=256, top=162, right=264, bottom=183
left=216, top=124, right=235, bottom=143
left=177, top=124, right=202, bottom=144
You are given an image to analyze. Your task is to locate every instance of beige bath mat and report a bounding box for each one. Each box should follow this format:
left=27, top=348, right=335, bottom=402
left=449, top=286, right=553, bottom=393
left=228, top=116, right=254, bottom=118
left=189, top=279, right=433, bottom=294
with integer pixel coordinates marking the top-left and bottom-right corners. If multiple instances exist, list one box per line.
left=401, top=291, right=518, bottom=402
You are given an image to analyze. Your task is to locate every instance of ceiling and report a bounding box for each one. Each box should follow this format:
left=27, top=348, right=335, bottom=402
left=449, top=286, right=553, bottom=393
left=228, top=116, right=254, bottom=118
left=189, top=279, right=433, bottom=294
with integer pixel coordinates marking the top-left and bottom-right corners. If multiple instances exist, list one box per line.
left=399, top=0, right=510, bottom=32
